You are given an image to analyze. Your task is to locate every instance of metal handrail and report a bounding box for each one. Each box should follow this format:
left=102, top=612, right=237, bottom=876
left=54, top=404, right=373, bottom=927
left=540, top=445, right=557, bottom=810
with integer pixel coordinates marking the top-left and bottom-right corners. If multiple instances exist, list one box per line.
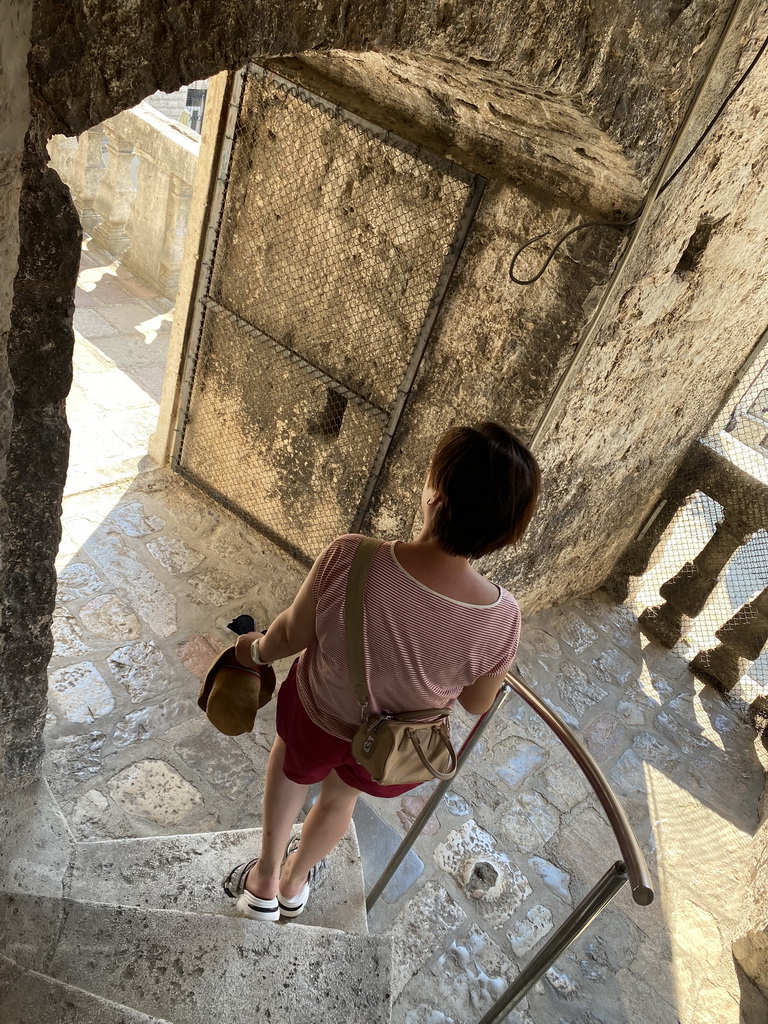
left=366, top=671, right=653, bottom=910
left=364, top=669, right=655, bottom=1024
left=505, top=670, right=654, bottom=906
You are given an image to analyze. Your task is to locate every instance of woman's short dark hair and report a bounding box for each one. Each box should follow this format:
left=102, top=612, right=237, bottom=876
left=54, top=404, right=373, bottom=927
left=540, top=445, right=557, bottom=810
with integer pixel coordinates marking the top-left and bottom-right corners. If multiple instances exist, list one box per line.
left=428, top=421, right=541, bottom=559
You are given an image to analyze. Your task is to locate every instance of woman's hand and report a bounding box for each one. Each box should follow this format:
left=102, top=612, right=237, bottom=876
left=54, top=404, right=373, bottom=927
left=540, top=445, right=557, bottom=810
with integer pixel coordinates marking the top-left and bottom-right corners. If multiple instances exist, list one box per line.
left=234, top=631, right=262, bottom=668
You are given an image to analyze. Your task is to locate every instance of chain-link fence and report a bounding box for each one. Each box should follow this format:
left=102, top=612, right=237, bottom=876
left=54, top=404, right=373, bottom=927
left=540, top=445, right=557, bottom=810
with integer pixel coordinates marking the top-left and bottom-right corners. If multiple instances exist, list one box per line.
left=176, top=64, right=483, bottom=562
left=629, top=346, right=768, bottom=709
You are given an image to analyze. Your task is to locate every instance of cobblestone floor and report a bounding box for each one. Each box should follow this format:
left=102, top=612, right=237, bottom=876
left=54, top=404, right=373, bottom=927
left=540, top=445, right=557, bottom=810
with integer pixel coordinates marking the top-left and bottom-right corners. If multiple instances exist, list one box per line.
left=47, top=245, right=767, bottom=1024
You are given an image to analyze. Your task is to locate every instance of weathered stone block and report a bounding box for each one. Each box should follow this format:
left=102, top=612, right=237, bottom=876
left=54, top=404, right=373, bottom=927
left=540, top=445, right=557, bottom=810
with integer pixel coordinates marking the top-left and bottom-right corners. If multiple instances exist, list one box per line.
left=106, top=758, right=204, bottom=825
left=108, top=501, right=165, bottom=537
left=80, top=593, right=141, bottom=640
left=48, top=662, right=115, bottom=723
left=389, top=881, right=466, bottom=998
left=146, top=534, right=205, bottom=574
left=527, top=856, right=571, bottom=903
left=496, top=739, right=547, bottom=790
left=56, top=561, right=105, bottom=601
left=556, top=661, right=608, bottom=716
left=434, top=819, right=532, bottom=927
left=111, top=697, right=199, bottom=749
left=502, top=790, right=561, bottom=852
left=583, top=713, right=628, bottom=762
left=107, top=640, right=167, bottom=703
left=507, top=904, right=554, bottom=957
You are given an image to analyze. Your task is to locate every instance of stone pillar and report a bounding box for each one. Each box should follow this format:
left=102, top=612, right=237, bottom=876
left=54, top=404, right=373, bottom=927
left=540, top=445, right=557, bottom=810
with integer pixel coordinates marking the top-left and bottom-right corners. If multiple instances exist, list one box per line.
left=0, top=129, right=81, bottom=785
left=92, top=129, right=136, bottom=255
left=158, top=172, right=194, bottom=300
left=691, top=585, right=768, bottom=692
left=70, top=125, right=106, bottom=235
left=639, top=511, right=750, bottom=648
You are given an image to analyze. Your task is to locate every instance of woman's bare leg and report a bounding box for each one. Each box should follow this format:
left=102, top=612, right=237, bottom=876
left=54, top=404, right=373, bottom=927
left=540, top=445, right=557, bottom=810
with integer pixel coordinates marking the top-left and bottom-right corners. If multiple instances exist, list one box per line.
left=279, top=769, right=361, bottom=899
left=246, top=735, right=307, bottom=898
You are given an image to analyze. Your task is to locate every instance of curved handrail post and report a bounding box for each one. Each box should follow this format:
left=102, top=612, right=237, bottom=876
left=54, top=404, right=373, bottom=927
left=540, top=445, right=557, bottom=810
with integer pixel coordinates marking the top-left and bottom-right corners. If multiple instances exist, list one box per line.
left=365, top=682, right=513, bottom=913
left=504, top=671, right=654, bottom=906
left=475, top=862, right=630, bottom=1024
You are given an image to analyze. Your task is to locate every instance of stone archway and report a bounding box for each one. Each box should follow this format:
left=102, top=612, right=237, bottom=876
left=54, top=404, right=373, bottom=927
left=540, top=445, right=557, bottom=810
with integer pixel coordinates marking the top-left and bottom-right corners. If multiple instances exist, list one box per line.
left=4, top=0, right=768, bottom=787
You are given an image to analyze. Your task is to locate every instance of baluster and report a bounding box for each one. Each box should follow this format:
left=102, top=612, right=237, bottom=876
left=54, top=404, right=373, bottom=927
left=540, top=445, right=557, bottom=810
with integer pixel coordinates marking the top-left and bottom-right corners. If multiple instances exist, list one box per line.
left=92, top=128, right=136, bottom=256
left=157, top=172, right=194, bottom=300
left=47, top=135, right=79, bottom=190
left=691, top=585, right=768, bottom=692
left=639, top=510, right=750, bottom=648
left=69, top=126, right=106, bottom=235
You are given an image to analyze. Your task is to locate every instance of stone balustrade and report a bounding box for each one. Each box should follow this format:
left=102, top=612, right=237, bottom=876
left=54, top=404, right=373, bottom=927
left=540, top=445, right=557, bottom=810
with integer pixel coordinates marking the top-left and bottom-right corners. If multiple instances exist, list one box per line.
left=48, top=102, right=200, bottom=301
left=609, top=434, right=768, bottom=709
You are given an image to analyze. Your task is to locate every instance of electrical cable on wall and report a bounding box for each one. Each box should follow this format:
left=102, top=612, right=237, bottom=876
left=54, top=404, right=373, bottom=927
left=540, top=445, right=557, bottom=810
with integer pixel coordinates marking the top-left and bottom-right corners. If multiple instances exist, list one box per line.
left=509, top=33, right=768, bottom=286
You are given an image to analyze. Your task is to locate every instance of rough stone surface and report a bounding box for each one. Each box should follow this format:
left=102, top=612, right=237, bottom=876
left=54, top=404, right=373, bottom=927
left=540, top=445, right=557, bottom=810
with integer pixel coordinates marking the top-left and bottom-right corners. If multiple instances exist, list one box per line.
left=175, top=633, right=222, bottom=680
left=0, top=138, right=81, bottom=783
left=145, top=534, right=204, bottom=574
left=106, top=759, right=204, bottom=825
left=48, top=662, right=115, bottom=723
left=85, top=526, right=177, bottom=637
left=107, top=641, right=167, bottom=703
left=502, top=791, right=560, bottom=852
left=389, top=882, right=466, bottom=999
left=584, top=713, right=629, bottom=762
left=430, top=924, right=517, bottom=1021
left=70, top=824, right=368, bottom=935
left=110, top=698, right=199, bottom=750
left=80, top=593, right=141, bottom=640
left=108, top=502, right=165, bottom=537
left=433, top=820, right=532, bottom=927
left=2, top=892, right=392, bottom=1024
left=55, top=561, right=105, bottom=601
left=507, top=904, right=554, bottom=957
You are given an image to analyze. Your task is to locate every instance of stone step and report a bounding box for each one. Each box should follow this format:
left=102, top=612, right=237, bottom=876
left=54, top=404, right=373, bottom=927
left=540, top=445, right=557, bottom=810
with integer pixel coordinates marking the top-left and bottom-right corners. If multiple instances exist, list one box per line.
left=69, top=823, right=367, bottom=935
left=0, top=892, right=392, bottom=1024
left=0, top=955, right=172, bottom=1024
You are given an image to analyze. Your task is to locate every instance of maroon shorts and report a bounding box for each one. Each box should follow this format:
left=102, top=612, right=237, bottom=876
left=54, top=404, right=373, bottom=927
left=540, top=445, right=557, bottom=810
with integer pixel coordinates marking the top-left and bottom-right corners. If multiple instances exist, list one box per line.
left=275, top=661, right=420, bottom=798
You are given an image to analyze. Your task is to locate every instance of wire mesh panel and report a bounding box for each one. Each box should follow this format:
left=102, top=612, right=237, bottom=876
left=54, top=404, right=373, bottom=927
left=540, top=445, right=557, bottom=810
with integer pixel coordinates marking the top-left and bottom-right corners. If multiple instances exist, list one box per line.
left=177, top=64, right=483, bottom=561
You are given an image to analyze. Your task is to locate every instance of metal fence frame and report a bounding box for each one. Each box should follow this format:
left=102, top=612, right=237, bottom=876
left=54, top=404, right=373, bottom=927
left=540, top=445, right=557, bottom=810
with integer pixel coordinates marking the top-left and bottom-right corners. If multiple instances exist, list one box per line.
left=172, top=63, right=486, bottom=563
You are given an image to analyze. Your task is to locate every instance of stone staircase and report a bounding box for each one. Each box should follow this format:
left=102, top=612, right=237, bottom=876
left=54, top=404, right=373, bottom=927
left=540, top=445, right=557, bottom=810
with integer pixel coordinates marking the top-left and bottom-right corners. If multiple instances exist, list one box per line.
left=0, top=782, right=392, bottom=1023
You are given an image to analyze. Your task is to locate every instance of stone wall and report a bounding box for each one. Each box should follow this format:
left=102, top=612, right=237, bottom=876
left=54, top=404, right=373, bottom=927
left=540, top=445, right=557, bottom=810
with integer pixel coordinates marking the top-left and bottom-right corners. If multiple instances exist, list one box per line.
left=0, top=132, right=81, bottom=785
left=0, top=0, right=33, bottom=783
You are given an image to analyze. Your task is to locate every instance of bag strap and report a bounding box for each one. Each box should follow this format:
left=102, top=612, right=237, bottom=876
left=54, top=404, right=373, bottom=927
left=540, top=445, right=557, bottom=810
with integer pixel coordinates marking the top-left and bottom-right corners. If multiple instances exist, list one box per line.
left=406, top=726, right=458, bottom=781
left=345, top=537, right=384, bottom=710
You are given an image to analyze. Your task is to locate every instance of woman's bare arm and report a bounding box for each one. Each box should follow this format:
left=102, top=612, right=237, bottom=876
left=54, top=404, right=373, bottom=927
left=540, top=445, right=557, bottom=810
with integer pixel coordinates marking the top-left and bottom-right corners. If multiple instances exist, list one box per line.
left=457, top=672, right=506, bottom=715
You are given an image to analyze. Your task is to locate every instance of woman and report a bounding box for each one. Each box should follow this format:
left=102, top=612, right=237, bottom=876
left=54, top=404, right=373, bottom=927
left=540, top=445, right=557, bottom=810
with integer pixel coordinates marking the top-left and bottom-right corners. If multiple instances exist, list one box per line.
left=226, top=421, right=540, bottom=921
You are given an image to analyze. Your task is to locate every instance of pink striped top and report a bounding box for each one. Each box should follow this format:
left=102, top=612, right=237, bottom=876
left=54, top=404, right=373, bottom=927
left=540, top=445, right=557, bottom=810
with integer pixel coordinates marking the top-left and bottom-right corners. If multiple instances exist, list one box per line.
left=295, top=534, right=521, bottom=741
